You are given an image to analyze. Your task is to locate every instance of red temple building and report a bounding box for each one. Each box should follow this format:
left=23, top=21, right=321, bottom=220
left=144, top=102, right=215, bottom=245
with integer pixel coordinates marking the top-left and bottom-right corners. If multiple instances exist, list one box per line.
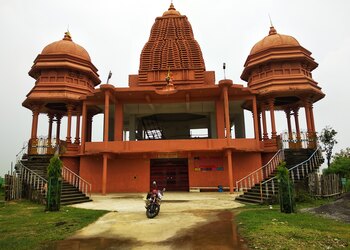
left=20, top=4, right=324, bottom=202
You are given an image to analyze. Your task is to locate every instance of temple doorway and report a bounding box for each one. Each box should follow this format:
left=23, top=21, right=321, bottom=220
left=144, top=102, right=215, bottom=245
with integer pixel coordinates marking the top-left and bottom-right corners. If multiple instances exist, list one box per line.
left=150, top=158, right=189, bottom=191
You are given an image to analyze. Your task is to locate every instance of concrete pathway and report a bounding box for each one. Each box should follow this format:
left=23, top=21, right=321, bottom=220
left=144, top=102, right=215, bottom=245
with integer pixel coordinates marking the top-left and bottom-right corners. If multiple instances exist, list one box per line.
left=54, top=192, right=246, bottom=249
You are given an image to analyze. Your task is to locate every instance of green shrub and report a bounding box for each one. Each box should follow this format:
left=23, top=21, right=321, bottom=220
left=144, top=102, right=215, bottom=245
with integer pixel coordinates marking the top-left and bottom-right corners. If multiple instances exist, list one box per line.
left=276, top=162, right=296, bottom=213
left=46, top=155, right=62, bottom=211
left=47, top=155, right=62, bottom=178
left=295, top=188, right=314, bottom=203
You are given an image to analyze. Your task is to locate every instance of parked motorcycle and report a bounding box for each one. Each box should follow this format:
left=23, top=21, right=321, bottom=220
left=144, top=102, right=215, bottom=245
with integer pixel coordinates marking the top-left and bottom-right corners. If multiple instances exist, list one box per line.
left=145, top=188, right=165, bottom=218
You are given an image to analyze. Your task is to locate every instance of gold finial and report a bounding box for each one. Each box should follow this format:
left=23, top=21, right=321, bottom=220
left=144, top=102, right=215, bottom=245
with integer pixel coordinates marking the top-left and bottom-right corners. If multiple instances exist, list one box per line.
left=63, top=30, right=72, bottom=41
left=169, top=1, right=175, bottom=10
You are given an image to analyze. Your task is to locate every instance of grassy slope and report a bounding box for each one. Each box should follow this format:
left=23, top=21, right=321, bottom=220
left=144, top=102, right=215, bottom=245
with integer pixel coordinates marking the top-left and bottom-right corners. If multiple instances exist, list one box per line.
left=236, top=203, right=350, bottom=249
left=0, top=200, right=108, bottom=250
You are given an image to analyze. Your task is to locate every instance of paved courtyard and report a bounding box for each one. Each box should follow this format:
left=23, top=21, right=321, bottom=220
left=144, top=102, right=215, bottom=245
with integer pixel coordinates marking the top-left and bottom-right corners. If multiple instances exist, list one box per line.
left=50, top=192, right=247, bottom=249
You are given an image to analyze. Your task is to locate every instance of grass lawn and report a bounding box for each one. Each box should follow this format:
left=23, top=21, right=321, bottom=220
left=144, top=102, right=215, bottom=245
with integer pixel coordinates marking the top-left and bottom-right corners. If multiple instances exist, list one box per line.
left=235, top=201, right=350, bottom=249
left=0, top=197, right=108, bottom=250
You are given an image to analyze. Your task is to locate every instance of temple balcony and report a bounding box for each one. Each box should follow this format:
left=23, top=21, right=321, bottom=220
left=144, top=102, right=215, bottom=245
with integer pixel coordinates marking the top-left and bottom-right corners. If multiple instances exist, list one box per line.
left=84, top=138, right=263, bottom=155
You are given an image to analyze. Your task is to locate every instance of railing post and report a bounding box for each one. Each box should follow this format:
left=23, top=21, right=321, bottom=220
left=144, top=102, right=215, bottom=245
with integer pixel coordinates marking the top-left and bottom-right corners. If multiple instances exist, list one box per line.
left=296, top=167, right=300, bottom=180
left=301, top=163, right=305, bottom=177
left=265, top=183, right=269, bottom=198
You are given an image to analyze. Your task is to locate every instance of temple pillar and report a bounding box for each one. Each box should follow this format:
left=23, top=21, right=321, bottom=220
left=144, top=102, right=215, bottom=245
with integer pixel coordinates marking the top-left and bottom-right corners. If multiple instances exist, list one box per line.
left=104, top=91, right=110, bottom=142
left=261, top=103, right=268, bottom=140
left=223, top=86, right=231, bottom=139
left=268, top=98, right=277, bottom=139
left=74, top=112, right=81, bottom=144
left=81, top=102, right=87, bottom=153
left=47, top=114, right=54, bottom=154
left=102, top=153, right=108, bottom=195
left=29, top=106, right=40, bottom=154
left=304, top=101, right=313, bottom=134
left=66, top=104, right=74, bottom=143
left=47, top=114, right=54, bottom=144
left=226, top=149, right=234, bottom=193
left=252, top=96, right=259, bottom=140
left=285, top=108, right=294, bottom=148
left=31, top=106, right=40, bottom=140
left=87, top=115, right=93, bottom=142
left=258, top=112, right=262, bottom=140
left=304, top=99, right=316, bottom=148
left=310, top=104, right=316, bottom=133
left=55, top=114, right=62, bottom=145
left=293, top=108, right=302, bottom=148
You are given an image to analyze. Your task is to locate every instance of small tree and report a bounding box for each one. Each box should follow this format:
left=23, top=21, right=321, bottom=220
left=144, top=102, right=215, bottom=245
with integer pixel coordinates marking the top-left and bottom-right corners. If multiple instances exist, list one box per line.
left=46, top=155, right=62, bottom=211
left=324, top=148, right=350, bottom=179
left=276, top=162, right=295, bottom=213
left=319, top=126, right=338, bottom=167
left=333, top=147, right=350, bottom=159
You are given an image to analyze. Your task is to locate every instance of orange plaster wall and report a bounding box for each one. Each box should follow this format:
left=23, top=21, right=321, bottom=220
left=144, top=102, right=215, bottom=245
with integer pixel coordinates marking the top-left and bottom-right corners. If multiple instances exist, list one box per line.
left=80, top=156, right=102, bottom=193
left=80, top=156, right=149, bottom=193
left=232, top=152, right=262, bottom=184
left=188, top=154, right=229, bottom=187
left=107, top=158, right=149, bottom=192
left=188, top=152, right=263, bottom=188
left=61, top=157, right=80, bottom=174
left=261, top=152, right=276, bottom=165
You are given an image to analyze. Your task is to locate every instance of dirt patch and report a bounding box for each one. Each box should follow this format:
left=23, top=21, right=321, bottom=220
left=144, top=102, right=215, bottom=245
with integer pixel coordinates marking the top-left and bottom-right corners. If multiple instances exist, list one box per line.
left=305, top=192, right=350, bottom=223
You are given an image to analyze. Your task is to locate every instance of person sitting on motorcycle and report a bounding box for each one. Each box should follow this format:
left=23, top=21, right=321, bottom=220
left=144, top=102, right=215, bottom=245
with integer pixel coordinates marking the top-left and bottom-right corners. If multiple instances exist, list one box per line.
left=146, top=181, right=158, bottom=203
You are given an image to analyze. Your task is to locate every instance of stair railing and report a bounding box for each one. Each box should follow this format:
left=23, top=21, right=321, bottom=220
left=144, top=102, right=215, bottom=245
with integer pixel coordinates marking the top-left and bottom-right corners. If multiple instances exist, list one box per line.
left=16, top=142, right=28, bottom=164
left=260, top=147, right=323, bottom=202
left=236, top=149, right=285, bottom=192
left=17, top=162, right=48, bottom=198
left=62, top=166, right=91, bottom=197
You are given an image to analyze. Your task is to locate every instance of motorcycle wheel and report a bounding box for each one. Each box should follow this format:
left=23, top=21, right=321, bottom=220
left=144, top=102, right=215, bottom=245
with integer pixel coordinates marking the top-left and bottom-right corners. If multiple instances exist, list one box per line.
left=146, top=203, right=160, bottom=218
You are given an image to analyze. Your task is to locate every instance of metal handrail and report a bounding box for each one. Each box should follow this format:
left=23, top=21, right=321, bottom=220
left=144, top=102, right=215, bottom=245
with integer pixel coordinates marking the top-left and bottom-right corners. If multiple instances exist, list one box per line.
left=16, top=142, right=28, bottom=163
left=17, top=161, right=48, bottom=197
left=235, top=149, right=285, bottom=192
left=62, top=166, right=91, bottom=197
left=260, top=147, right=323, bottom=201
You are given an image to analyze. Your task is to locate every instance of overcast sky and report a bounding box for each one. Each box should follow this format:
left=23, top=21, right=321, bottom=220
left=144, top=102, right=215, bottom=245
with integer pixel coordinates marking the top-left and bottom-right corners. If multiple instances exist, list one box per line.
left=1, top=0, right=349, bottom=176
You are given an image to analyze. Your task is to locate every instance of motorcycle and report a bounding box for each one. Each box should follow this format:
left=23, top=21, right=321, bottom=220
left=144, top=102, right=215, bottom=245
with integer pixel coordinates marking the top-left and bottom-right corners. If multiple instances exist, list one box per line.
left=145, top=188, right=165, bottom=218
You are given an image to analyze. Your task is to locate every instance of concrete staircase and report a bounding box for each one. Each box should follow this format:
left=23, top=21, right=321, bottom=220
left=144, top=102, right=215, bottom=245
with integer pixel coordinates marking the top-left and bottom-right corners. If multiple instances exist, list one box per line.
left=61, top=181, right=91, bottom=205
left=235, top=148, right=323, bottom=204
left=20, top=155, right=91, bottom=205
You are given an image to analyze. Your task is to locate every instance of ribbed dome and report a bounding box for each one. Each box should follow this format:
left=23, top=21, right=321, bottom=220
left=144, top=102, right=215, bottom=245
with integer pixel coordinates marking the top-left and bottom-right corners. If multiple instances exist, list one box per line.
left=250, top=26, right=300, bottom=55
left=41, top=32, right=91, bottom=61
left=139, top=3, right=205, bottom=72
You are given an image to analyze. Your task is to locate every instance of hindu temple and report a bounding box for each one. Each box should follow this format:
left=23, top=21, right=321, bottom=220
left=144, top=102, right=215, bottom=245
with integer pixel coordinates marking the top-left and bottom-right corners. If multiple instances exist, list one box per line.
left=19, top=3, right=325, bottom=204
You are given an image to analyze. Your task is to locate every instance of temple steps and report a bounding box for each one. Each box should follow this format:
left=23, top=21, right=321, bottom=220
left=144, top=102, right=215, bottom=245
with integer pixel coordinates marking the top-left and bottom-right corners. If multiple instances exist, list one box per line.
left=20, top=155, right=91, bottom=206
left=235, top=148, right=321, bottom=204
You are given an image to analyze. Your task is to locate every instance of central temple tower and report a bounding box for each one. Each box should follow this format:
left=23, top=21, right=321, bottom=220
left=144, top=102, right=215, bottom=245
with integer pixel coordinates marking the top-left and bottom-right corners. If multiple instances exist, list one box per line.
left=129, top=3, right=215, bottom=87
